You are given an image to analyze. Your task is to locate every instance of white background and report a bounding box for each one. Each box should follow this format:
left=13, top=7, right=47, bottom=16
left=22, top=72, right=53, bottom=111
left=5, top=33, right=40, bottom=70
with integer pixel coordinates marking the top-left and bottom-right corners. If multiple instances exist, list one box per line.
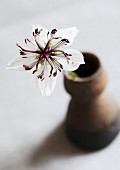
left=0, top=0, right=120, bottom=169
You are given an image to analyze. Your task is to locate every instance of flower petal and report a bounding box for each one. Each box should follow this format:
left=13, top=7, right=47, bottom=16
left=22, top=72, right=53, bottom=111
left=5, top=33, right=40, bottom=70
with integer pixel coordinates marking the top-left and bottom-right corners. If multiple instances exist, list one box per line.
left=36, top=65, right=57, bottom=96
left=32, top=24, right=48, bottom=47
left=24, top=38, right=38, bottom=51
left=6, top=55, right=37, bottom=71
left=55, top=49, right=85, bottom=71
left=55, top=27, right=79, bottom=45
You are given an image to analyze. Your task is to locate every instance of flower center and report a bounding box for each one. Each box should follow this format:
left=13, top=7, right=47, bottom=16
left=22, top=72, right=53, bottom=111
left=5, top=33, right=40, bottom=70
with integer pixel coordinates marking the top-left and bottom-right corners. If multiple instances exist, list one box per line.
left=17, top=28, right=72, bottom=80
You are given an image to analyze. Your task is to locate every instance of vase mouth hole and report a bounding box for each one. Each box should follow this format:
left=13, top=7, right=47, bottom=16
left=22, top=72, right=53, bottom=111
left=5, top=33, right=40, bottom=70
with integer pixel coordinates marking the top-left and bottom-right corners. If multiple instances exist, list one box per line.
left=75, top=52, right=100, bottom=78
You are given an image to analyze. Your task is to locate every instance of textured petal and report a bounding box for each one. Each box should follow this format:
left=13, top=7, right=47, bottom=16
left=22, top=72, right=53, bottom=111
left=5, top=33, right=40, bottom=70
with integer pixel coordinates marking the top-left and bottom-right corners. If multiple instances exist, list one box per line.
left=55, top=27, right=79, bottom=45
left=6, top=55, right=37, bottom=71
left=32, top=24, right=48, bottom=47
left=36, top=65, right=57, bottom=96
left=55, top=49, right=85, bottom=71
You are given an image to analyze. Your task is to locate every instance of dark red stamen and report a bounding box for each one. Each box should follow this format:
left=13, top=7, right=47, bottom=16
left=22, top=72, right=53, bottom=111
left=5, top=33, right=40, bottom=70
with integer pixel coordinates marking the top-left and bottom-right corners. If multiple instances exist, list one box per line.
left=17, top=27, right=71, bottom=80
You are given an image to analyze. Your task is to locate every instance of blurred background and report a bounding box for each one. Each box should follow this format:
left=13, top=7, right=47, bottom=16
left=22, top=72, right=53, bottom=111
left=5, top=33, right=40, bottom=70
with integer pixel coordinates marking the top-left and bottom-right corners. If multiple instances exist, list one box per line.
left=0, top=0, right=120, bottom=170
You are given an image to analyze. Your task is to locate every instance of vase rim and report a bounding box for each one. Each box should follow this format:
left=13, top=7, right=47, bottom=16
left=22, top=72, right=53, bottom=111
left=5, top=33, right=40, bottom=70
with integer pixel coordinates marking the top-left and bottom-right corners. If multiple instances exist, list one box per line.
left=64, top=52, right=102, bottom=83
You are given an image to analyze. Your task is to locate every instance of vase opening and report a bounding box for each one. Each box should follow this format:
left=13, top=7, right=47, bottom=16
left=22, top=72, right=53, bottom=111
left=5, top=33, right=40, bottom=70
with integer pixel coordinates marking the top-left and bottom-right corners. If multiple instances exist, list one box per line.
left=75, top=52, right=100, bottom=78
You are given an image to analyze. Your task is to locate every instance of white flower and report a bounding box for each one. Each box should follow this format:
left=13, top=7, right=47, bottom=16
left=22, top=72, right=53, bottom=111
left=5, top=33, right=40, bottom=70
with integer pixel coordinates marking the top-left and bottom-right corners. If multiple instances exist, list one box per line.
left=7, top=25, right=85, bottom=96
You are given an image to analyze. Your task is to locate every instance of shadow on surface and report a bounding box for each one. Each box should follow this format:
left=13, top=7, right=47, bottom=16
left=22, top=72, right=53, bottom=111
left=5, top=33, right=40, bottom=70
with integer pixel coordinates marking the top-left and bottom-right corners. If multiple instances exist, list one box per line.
left=28, top=122, right=88, bottom=167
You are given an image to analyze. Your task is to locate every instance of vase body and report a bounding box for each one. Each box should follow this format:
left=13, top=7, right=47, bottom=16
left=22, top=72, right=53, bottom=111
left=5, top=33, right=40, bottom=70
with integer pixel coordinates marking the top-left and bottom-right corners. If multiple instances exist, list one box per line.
left=64, top=52, right=120, bottom=150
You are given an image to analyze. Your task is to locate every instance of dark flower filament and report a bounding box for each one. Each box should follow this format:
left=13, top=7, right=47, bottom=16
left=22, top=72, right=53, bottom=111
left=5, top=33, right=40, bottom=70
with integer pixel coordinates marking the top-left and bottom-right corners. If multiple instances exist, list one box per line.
left=17, top=28, right=72, bottom=80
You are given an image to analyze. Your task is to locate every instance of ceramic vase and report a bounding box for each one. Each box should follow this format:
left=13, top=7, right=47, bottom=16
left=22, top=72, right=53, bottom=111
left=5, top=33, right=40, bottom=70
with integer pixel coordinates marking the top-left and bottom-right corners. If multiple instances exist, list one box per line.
left=64, top=52, right=120, bottom=150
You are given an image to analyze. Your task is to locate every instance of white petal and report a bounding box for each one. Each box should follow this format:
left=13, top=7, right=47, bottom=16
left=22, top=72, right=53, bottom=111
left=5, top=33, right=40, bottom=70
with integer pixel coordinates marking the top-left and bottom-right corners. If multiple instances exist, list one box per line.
left=6, top=55, right=37, bottom=71
left=56, top=49, right=85, bottom=71
left=55, top=27, right=79, bottom=45
left=24, top=37, right=38, bottom=51
left=36, top=65, right=57, bottom=96
left=32, top=24, right=48, bottom=47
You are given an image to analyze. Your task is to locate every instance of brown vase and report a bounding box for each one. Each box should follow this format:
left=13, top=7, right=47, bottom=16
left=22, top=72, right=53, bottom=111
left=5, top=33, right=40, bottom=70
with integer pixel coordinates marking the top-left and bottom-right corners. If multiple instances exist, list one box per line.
left=64, top=52, right=120, bottom=150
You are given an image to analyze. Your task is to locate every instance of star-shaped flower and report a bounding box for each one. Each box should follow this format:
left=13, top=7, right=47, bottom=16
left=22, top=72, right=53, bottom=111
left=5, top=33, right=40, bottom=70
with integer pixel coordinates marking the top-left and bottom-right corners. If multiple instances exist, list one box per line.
left=7, top=25, right=85, bottom=96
